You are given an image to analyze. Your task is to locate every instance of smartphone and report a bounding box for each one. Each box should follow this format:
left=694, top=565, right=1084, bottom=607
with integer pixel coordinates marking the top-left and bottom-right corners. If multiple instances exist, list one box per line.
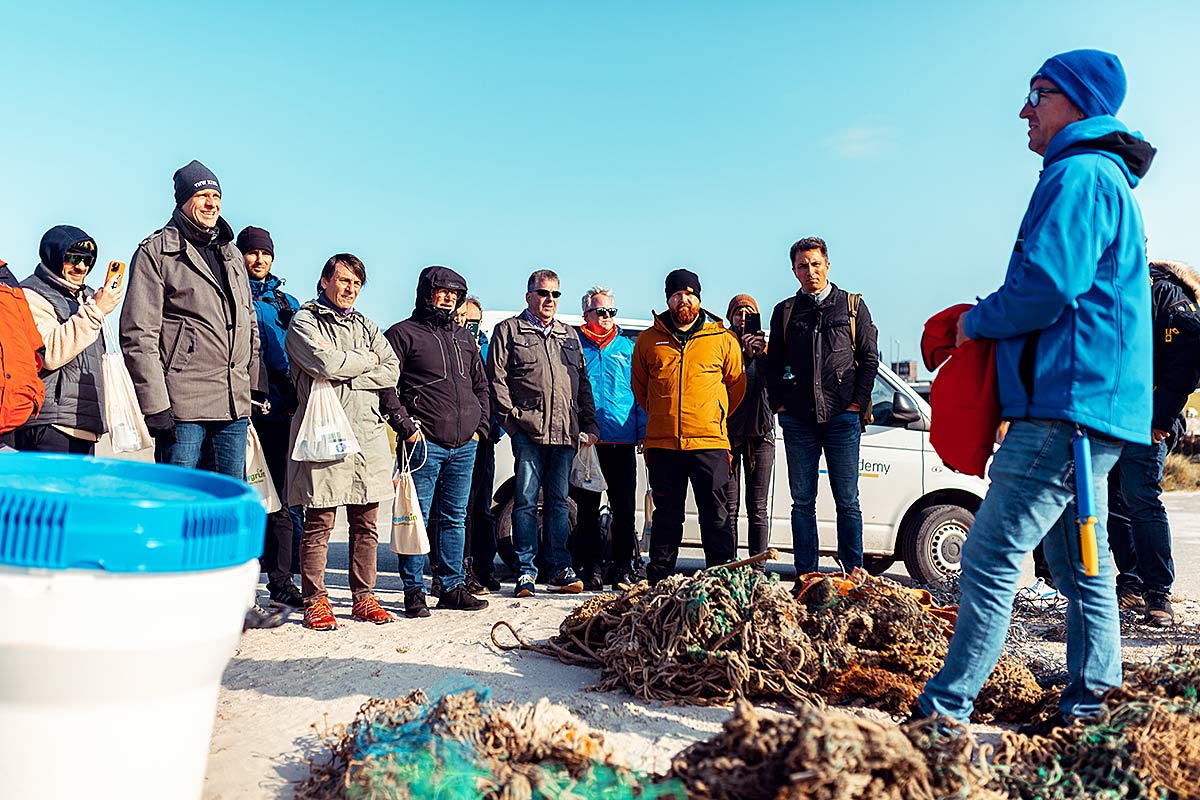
left=105, top=260, right=127, bottom=292
left=743, top=311, right=761, bottom=336
left=466, top=319, right=481, bottom=340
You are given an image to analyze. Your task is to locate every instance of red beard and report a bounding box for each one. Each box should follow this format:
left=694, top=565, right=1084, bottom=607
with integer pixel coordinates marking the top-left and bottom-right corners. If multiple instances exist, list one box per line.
left=672, top=304, right=700, bottom=326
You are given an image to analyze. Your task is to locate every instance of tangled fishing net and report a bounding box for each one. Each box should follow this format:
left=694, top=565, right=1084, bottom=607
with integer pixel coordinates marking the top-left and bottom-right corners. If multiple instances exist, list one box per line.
left=294, top=687, right=685, bottom=800
left=493, top=557, right=1048, bottom=720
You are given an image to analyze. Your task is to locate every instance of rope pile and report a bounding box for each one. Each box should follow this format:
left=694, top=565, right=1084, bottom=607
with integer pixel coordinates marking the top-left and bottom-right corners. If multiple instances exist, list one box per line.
left=295, top=688, right=686, bottom=800
left=493, top=559, right=1049, bottom=720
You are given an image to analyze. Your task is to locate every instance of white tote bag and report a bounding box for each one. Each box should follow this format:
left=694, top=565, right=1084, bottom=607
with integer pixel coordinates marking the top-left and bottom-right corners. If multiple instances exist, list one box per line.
left=569, top=443, right=607, bottom=492
left=245, top=424, right=282, bottom=513
left=390, top=440, right=429, bottom=555
left=100, top=320, right=152, bottom=454
left=291, top=378, right=362, bottom=462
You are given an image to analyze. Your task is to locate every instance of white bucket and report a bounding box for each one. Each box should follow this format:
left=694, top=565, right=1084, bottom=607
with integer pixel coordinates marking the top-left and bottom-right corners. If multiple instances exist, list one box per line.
left=0, top=559, right=258, bottom=799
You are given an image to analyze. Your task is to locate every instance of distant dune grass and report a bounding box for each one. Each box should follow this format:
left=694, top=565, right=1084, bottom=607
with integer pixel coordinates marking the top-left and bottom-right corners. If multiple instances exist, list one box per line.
left=1163, top=452, right=1200, bottom=492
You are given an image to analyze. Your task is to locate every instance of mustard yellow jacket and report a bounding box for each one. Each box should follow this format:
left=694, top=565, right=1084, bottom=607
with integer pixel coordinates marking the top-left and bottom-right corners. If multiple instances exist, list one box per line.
left=632, top=312, right=746, bottom=451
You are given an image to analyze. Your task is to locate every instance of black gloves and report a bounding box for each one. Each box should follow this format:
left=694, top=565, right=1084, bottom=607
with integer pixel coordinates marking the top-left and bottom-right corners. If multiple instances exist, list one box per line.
left=145, top=409, right=176, bottom=444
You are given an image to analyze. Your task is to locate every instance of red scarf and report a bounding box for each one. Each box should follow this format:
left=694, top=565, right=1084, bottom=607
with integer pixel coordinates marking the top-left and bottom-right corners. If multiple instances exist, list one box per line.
left=580, top=324, right=618, bottom=348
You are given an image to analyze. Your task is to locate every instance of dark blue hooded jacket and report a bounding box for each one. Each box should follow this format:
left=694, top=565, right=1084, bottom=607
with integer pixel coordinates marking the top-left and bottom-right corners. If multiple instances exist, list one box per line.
left=963, top=116, right=1155, bottom=443
left=249, top=272, right=299, bottom=419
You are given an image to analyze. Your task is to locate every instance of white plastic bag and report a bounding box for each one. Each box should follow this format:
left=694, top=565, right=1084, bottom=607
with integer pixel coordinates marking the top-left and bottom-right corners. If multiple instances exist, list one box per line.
left=569, top=443, right=607, bottom=492
left=100, top=320, right=152, bottom=453
left=291, top=378, right=361, bottom=461
left=390, top=440, right=429, bottom=555
left=245, top=424, right=282, bottom=513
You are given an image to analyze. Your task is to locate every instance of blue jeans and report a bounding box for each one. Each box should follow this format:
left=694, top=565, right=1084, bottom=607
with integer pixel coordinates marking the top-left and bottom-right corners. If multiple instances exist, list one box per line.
left=510, top=428, right=573, bottom=578
left=1107, top=440, right=1174, bottom=596
left=918, top=419, right=1124, bottom=722
left=156, top=418, right=248, bottom=479
left=397, top=437, right=477, bottom=593
left=778, top=411, right=863, bottom=573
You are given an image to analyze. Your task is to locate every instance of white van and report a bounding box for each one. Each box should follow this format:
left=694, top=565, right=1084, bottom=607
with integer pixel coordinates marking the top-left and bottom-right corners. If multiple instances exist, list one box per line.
left=481, top=311, right=985, bottom=584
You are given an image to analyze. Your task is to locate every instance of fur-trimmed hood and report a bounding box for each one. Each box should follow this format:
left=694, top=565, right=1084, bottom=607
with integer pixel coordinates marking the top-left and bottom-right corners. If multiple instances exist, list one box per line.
left=1151, top=260, right=1200, bottom=302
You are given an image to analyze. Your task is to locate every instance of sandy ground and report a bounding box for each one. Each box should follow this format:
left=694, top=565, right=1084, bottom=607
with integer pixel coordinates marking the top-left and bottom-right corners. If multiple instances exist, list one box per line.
left=204, top=497, right=1200, bottom=799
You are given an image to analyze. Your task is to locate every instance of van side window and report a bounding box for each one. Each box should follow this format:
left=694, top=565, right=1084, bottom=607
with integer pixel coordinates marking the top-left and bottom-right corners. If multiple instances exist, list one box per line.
left=870, top=375, right=902, bottom=427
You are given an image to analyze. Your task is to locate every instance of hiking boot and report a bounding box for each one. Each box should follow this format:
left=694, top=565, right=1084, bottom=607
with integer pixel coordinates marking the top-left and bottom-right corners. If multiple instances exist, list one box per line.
left=430, top=575, right=444, bottom=599
left=547, top=567, right=584, bottom=594
left=1144, top=593, right=1175, bottom=626
left=244, top=602, right=288, bottom=631
left=578, top=569, right=604, bottom=592
left=437, top=583, right=490, bottom=611
left=479, top=574, right=502, bottom=592
left=1116, top=585, right=1146, bottom=611
left=463, top=557, right=489, bottom=595
left=352, top=594, right=394, bottom=624
left=268, top=581, right=304, bottom=610
left=514, top=575, right=536, bottom=598
left=404, top=588, right=431, bottom=618
left=303, top=597, right=338, bottom=631
left=606, top=564, right=635, bottom=592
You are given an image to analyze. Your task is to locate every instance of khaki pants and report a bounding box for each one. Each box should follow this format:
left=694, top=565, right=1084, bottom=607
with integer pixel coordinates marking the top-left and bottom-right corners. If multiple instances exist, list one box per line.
left=301, top=503, right=379, bottom=605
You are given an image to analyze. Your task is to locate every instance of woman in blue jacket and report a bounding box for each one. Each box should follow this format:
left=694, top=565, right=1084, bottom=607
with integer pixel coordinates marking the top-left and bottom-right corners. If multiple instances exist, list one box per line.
left=571, top=286, right=646, bottom=590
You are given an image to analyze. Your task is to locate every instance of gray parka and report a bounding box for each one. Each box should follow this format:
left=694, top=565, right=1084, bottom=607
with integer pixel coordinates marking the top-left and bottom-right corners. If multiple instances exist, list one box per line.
left=285, top=300, right=400, bottom=508
left=120, top=216, right=265, bottom=421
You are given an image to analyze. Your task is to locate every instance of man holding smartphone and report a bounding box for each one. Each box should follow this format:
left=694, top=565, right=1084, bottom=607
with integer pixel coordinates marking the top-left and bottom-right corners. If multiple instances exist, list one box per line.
left=767, top=237, right=879, bottom=581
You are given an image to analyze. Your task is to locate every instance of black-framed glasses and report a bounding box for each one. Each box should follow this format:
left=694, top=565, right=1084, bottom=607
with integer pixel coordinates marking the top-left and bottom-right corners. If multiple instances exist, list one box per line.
left=1026, top=87, right=1064, bottom=107
left=64, top=253, right=95, bottom=268
left=587, top=307, right=619, bottom=318
left=534, top=289, right=562, bottom=298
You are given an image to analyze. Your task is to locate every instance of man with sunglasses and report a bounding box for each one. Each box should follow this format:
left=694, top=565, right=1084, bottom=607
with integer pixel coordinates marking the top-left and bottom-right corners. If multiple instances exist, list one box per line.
left=15, top=226, right=121, bottom=454
left=916, top=50, right=1157, bottom=730
left=570, top=286, right=645, bottom=590
left=488, top=269, right=598, bottom=597
left=121, top=160, right=265, bottom=478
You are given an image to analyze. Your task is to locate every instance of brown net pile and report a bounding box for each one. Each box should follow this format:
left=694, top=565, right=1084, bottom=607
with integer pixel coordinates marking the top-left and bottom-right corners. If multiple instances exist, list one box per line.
left=663, top=699, right=1002, bottom=800
left=495, top=563, right=1050, bottom=720
left=295, top=688, right=686, bottom=800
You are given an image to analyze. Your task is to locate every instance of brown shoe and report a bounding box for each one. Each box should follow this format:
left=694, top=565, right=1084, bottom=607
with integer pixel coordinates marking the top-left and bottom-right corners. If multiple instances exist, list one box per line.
left=303, top=597, right=338, bottom=631
left=1144, top=593, right=1175, bottom=626
left=1116, top=585, right=1146, bottom=611
left=351, top=594, right=394, bottom=624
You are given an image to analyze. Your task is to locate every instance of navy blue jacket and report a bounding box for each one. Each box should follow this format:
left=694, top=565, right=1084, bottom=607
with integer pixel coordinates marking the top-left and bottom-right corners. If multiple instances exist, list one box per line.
left=250, top=273, right=299, bottom=419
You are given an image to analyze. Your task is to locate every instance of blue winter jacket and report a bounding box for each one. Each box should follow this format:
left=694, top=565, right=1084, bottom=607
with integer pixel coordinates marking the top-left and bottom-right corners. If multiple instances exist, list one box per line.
left=250, top=273, right=300, bottom=420
left=578, top=327, right=646, bottom=444
left=963, top=116, right=1155, bottom=443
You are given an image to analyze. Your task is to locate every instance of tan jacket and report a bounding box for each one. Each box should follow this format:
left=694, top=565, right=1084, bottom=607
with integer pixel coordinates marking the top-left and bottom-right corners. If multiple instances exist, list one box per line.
left=632, top=312, right=746, bottom=451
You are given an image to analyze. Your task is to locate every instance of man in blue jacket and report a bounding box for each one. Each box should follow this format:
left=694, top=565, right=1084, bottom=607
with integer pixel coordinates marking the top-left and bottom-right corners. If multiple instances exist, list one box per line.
left=917, top=49, right=1156, bottom=727
left=571, top=286, right=646, bottom=590
left=239, top=225, right=303, bottom=610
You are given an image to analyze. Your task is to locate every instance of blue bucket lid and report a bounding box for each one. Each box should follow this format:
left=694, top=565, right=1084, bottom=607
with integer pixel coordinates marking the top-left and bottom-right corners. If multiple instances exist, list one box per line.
left=0, top=454, right=265, bottom=573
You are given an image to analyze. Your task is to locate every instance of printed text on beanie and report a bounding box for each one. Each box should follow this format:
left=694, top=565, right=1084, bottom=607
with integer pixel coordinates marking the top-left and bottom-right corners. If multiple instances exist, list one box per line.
left=173, top=159, right=222, bottom=206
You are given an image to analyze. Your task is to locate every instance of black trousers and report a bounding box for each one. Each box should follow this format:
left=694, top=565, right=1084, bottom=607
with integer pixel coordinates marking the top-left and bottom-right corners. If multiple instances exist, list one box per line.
left=645, top=447, right=736, bottom=583
left=569, top=443, right=638, bottom=576
left=14, top=425, right=95, bottom=455
left=466, top=435, right=498, bottom=580
left=252, top=416, right=297, bottom=589
left=726, top=436, right=775, bottom=563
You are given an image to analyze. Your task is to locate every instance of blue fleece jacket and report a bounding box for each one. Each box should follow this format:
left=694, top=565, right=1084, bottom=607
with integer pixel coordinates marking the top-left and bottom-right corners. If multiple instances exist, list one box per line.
left=963, top=116, right=1153, bottom=443
left=578, top=327, right=646, bottom=444
left=250, top=273, right=300, bottom=419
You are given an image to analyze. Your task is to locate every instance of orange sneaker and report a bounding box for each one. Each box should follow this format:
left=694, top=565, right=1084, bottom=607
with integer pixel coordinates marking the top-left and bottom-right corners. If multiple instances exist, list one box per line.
left=303, top=597, right=338, bottom=631
left=352, top=594, right=394, bottom=624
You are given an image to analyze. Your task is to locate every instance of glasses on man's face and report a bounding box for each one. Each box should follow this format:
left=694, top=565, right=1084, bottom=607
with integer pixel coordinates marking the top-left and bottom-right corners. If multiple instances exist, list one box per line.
left=64, top=253, right=95, bottom=269
left=587, top=307, right=619, bottom=318
left=1026, top=87, right=1064, bottom=108
left=534, top=289, right=562, bottom=299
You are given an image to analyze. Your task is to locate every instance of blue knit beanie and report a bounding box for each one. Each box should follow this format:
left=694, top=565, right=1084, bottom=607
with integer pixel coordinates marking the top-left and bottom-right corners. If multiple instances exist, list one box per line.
left=173, top=159, right=222, bottom=206
left=1031, top=49, right=1126, bottom=118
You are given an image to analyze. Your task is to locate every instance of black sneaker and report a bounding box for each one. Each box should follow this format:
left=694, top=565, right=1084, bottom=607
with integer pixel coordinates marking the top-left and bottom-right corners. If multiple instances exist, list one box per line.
left=547, top=567, right=584, bottom=594
left=244, top=603, right=288, bottom=631
left=1116, top=584, right=1146, bottom=611
left=514, top=575, right=536, bottom=598
left=1144, top=593, right=1175, bottom=626
left=479, top=574, right=502, bottom=592
left=438, top=584, right=490, bottom=611
left=268, top=582, right=304, bottom=610
left=404, top=588, right=431, bottom=619
left=578, top=569, right=604, bottom=591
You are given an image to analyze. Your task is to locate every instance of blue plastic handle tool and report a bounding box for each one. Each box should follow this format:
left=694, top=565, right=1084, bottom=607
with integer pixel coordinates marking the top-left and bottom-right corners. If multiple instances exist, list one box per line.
left=1073, top=429, right=1099, bottom=576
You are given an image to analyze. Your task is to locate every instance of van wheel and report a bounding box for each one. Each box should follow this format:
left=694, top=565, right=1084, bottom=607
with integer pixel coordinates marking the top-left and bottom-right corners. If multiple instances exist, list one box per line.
left=495, top=493, right=578, bottom=578
left=862, top=556, right=895, bottom=576
left=901, top=504, right=973, bottom=585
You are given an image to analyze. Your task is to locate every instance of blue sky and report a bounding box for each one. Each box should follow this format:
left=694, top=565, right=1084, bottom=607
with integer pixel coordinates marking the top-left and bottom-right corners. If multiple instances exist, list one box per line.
left=3, top=1, right=1197, bottom=371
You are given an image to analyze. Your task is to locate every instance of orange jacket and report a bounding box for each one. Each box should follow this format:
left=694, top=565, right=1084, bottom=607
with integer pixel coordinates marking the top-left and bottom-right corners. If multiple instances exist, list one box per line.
left=0, top=261, right=46, bottom=433
left=632, top=312, right=746, bottom=451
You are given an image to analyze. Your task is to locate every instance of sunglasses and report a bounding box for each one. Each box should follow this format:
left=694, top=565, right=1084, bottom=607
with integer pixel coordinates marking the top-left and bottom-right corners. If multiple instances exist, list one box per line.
left=64, top=253, right=96, bottom=268
left=1025, top=87, right=1064, bottom=107
left=533, top=289, right=562, bottom=299
left=587, top=307, right=619, bottom=318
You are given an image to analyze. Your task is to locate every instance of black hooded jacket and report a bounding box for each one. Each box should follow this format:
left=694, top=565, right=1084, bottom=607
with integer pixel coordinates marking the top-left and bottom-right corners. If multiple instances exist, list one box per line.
left=382, top=266, right=489, bottom=447
left=1148, top=261, right=1200, bottom=431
